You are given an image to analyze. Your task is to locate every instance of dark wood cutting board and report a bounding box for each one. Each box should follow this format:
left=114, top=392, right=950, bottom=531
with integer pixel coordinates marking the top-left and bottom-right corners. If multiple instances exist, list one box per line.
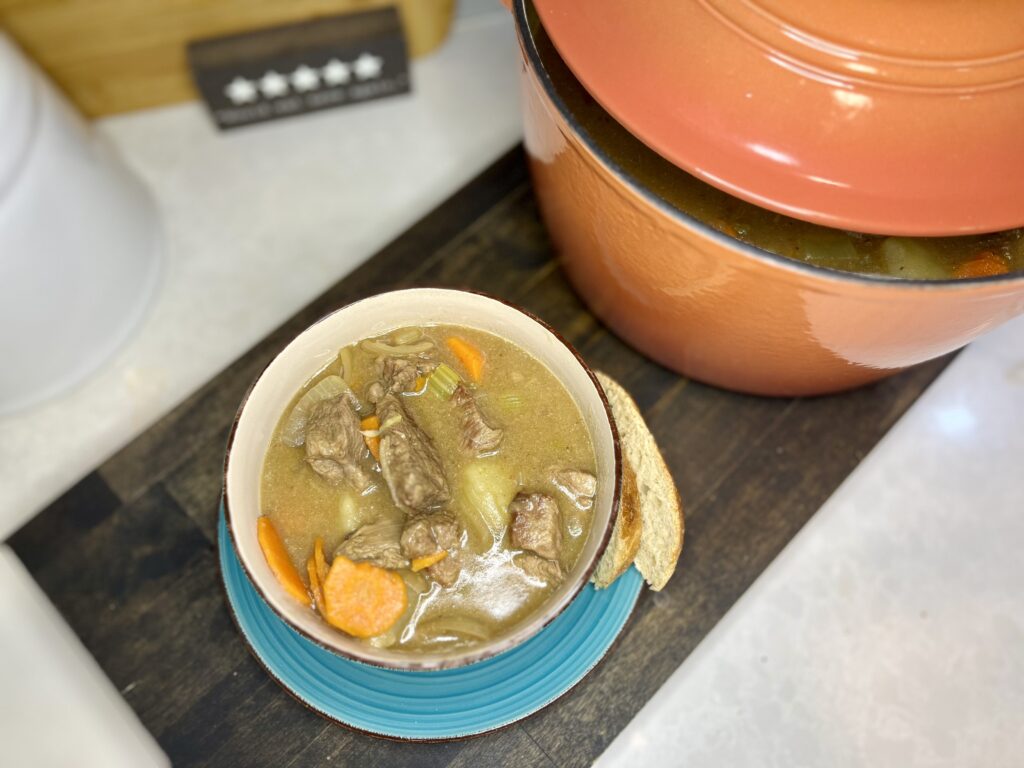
left=8, top=147, right=949, bottom=767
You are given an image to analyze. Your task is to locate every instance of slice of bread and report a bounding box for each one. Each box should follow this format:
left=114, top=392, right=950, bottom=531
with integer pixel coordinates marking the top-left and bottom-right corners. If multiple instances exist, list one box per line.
left=591, top=457, right=642, bottom=588
left=594, top=372, right=684, bottom=591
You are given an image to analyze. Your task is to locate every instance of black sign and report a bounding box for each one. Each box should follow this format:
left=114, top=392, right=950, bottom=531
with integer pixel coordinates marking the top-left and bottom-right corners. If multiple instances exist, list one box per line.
left=188, top=8, right=410, bottom=130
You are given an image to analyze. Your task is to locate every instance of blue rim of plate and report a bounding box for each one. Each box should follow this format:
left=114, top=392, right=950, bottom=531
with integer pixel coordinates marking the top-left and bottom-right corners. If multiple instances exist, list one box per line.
left=218, top=507, right=643, bottom=740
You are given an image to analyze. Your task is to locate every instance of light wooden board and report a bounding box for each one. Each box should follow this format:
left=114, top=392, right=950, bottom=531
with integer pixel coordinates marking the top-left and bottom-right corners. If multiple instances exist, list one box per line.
left=0, top=0, right=453, bottom=116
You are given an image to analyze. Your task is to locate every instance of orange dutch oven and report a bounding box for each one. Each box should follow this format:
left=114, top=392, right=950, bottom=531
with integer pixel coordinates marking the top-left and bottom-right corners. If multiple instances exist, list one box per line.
left=507, top=0, right=1024, bottom=395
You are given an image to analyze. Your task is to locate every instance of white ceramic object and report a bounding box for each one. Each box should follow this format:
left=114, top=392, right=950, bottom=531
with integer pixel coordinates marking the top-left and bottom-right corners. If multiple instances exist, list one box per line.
left=0, top=547, right=170, bottom=768
left=0, top=34, right=160, bottom=416
left=224, top=288, right=620, bottom=670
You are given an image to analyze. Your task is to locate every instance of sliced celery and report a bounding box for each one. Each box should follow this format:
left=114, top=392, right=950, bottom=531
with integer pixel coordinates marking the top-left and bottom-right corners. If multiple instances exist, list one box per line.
left=426, top=363, right=461, bottom=400
left=495, top=392, right=525, bottom=415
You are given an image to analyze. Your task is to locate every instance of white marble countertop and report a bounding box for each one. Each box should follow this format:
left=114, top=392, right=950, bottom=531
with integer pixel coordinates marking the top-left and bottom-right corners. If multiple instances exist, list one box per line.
left=2, top=6, right=1023, bottom=766
left=597, top=315, right=1024, bottom=768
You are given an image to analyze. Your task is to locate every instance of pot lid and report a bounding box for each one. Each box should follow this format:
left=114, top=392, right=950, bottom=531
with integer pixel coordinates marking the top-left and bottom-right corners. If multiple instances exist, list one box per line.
left=531, top=0, right=1024, bottom=235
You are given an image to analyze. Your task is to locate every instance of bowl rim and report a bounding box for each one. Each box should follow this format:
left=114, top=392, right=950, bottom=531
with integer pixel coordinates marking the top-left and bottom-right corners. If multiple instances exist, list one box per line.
left=223, top=287, right=622, bottom=671
left=514, top=0, right=1024, bottom=293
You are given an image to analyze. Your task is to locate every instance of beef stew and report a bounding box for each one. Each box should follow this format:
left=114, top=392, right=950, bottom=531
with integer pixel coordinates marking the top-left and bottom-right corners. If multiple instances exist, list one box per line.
left=258, top=324, right=598, bottom=652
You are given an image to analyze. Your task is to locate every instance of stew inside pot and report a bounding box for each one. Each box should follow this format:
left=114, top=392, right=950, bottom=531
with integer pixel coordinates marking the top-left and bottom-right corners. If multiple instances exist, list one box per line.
left=532, top=5, right=1024, bottom=280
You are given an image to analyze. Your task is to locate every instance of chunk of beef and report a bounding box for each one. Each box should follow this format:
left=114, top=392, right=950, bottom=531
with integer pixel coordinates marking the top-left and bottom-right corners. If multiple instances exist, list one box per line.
left=377, top=356, right=436, bottom=395
left=379, top=357, right=418, bottom=394
left=305, top=394, right=371, bottom=492
left=509, top=492, right=563, bottom=560
left=365, top=381, right=384, bottom=405
left=336, top=520, right=408, bottom=570
left=551, top=468, right=597, bottom=509
left=513, top=552, right=564, bottom=587
left=377, top=394, right=450, bottom=512
left=401, top=512, right=462, bottom=587
left=451, top=384, right=503, bottom=455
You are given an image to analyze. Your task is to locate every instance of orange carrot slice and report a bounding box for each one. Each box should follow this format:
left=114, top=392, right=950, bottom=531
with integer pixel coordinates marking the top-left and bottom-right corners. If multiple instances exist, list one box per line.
left=307, top=556, right=325, bottom=615
left=360, top=415, right=380, bottom=461
left=322, top=555, right=408, bottom=638
left=257, top=516, right=309, bottom=606
left=446, top=336, right=484, bottom=382
left=313, top=537, right=329, bottom=584
left=410, top=550, right=448, bottom=572
left=954, top=251, right=1010, bottom=279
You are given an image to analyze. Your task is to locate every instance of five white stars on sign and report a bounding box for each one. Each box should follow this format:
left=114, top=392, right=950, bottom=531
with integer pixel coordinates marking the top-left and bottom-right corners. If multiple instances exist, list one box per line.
left=223, top=53, right=385, bottom=105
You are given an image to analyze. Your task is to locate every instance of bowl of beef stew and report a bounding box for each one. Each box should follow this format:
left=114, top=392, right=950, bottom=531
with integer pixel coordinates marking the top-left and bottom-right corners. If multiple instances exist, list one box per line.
left=224, top=288, right=620, bottom=670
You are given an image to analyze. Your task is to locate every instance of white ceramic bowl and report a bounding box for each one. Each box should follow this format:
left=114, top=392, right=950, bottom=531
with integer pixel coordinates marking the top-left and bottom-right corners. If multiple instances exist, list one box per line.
left=224, top=288, right=621, bottom=670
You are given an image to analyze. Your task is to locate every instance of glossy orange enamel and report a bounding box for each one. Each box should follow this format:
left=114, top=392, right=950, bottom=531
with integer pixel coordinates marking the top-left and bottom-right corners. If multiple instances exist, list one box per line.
left=515, top=6, right=1024, bottom=396
left=532, top=0, right=1024, bottom=236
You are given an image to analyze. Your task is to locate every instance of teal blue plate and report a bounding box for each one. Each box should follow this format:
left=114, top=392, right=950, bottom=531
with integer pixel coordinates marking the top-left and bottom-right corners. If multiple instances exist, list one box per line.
left=218, top=509, right=643, bottom=740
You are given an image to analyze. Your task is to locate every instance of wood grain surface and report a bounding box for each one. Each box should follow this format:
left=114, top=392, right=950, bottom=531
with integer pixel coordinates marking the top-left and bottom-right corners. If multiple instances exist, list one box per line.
left=0, top=0, right=453, bottom=116
left=8, top=148, right=950, bottom=767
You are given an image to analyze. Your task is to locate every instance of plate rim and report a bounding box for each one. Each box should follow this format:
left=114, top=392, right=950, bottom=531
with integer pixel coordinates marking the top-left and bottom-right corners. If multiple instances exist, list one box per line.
left=217, top=509, right=643, bottom=741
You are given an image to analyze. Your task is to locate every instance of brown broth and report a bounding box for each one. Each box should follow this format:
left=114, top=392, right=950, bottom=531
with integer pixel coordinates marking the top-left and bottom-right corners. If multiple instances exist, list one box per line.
left=259, top=325, right=597, bottom=651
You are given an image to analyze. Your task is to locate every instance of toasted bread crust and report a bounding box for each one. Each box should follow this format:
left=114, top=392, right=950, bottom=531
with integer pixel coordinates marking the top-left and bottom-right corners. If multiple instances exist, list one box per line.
left=592, top=458, right=643, bottom=588
left=595, top=372, right=684, bottom=591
